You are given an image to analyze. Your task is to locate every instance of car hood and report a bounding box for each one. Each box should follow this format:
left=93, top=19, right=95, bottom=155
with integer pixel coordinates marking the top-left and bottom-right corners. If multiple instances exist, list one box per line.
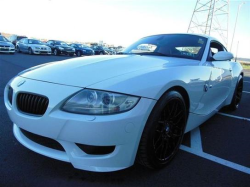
left=55, top=45, right=73, bottom=49
left=20, top=55, right=197, bottom=88
left=80, top=47, right=92, bottom=50
left=0, top=41, right=13, bottom=46
left=28, top=44, right=49, bottom=48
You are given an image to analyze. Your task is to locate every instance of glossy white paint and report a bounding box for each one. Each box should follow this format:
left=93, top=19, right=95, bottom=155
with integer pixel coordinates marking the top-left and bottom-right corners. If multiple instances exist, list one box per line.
left=4, top=34, right=243, bottom=172
left=213, top=51, right=234, bottom=61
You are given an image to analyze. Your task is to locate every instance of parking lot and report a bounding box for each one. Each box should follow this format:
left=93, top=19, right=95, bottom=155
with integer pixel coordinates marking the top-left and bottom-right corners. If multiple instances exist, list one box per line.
left=0, top=53, right=250, bottom=186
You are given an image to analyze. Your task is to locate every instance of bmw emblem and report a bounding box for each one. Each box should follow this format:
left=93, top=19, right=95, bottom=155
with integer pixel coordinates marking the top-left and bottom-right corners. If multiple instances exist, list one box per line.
left=17, top=80, right=26, bottom=87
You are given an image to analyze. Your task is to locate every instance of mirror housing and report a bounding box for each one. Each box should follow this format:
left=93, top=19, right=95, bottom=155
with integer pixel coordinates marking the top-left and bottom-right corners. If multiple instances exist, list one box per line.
left=213, top=51, right=234, bottom=61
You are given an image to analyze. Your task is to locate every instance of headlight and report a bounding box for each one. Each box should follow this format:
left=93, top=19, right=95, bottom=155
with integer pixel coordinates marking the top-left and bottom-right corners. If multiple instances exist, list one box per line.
left=33, top=47, right=40, bottom=49
left=82, top=50, right=86, bottom=52
left=59, top=47, right=64, bottom=50
left=62, top=89, right=140, bottom=115
left=72, top=48, right=75, bottom=51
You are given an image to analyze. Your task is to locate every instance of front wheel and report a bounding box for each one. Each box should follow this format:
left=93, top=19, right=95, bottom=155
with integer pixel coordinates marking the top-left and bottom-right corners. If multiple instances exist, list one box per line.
left=76, top=51, right=81, bottom=57
left=137, top=90, right=187, bottom=169
left=54, top=49, right=58, bottom=56
left=17, top=46, right=21, bottom=53
left=228, top=75, right=243, bottom=111
left=28, top=48, right=33, bottom=55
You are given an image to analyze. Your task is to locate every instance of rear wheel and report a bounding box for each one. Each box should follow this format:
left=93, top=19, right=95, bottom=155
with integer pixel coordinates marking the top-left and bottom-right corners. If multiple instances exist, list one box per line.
left=228, top=75, right=243, bottom=111
left=137, top=90, right=187, bottom=169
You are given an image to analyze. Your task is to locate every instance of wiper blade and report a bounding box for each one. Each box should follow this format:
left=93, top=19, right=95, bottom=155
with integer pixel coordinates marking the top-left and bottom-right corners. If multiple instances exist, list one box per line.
left=133, top=52, right=170, bottom=57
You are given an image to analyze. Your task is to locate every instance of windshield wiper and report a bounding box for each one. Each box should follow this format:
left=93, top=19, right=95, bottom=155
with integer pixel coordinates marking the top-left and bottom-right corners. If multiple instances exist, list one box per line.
left=133, top=52, right=171, bottom=57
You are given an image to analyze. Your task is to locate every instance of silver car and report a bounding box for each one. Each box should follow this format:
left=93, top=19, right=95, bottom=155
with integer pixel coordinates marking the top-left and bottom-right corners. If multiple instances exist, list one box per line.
left=0, top=35, right=15, bottom=54
left=17, top=38, right=51, bottom=55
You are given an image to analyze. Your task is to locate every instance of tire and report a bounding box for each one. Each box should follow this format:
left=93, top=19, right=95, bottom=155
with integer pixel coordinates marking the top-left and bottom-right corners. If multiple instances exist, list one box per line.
left=17, top=46, right=21, bottom=53
left=228, top=75, right=243, bottom=111
left=54, top=49, right=58, bottom=56
left=137, top=90, right=187, bottom=169
left=76, top=51, right=81, bottom=57
left=28, top=48, right=33, bottom=55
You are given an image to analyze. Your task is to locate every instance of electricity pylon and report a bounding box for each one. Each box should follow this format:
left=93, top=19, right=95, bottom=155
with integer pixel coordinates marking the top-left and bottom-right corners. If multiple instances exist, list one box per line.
left=187, top=0, right=229, bottom=47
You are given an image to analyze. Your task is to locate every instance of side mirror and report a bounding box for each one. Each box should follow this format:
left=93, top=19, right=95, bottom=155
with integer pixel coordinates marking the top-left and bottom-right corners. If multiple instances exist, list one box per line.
left=213, top=51, right=234, bottom=61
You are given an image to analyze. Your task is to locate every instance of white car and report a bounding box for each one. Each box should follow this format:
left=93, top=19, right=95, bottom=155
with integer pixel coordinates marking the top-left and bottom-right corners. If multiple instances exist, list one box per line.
left=4, top=34, right=243, bottom=172
left=16, top=38, right=51, bottom=55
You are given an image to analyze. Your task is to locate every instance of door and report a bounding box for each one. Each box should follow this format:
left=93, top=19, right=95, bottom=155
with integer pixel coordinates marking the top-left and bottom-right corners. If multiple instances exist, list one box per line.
left=195, top=41, right=232, bottom=115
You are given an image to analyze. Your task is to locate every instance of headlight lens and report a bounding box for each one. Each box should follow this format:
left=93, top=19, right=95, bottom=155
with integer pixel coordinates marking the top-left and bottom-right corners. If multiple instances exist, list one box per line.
left=33, top=47, right=40, bottom=49
left=62, top=89, right=140, bottom=115
left=59, top=47, right=64, bottom=50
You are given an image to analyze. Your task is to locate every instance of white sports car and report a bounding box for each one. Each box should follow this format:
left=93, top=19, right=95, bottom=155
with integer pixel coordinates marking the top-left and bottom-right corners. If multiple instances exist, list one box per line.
left=4, top=34, right=243, bottom=172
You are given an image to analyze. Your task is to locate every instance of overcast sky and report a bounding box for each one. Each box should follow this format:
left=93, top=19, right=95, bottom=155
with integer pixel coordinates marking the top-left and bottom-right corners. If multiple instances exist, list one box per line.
left=1, top=0, right=249, bottom=58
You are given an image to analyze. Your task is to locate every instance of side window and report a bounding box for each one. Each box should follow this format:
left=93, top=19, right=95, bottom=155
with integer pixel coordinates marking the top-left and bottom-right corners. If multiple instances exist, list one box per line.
left=23, top=39, right=28, bottom=44
left=208, top=41, right=225, bottom=61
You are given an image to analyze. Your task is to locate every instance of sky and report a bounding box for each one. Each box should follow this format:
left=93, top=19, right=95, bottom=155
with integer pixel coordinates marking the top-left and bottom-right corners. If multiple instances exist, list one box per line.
left=0, top=0, right=249, bottom=58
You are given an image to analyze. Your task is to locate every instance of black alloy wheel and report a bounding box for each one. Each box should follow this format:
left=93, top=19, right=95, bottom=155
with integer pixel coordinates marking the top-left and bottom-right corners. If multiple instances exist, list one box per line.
left=137, top=90, right=187, bottom=169
left=229, top=75, right=243, bottom=110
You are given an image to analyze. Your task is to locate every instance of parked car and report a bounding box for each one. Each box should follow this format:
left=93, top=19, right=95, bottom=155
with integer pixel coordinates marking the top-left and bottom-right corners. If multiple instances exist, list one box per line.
left=91, top=45, right=107, bottom=55
left=8, top=35, right=27, bottom=47
left=46, top=40, right=75, bottom=56
left=70, top=43, right=95, bottom=57
left=4, top=34, right=243, bottom=172
left=0, top=35, right=15, bottom=54
left=103, top=47, right=116, bottom=55
left=16, top=38, right=51, bottom=55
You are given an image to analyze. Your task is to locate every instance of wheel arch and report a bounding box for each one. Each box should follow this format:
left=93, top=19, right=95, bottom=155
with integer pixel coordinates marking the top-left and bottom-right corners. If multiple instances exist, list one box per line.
left=165, top=86, right=190, bottom=114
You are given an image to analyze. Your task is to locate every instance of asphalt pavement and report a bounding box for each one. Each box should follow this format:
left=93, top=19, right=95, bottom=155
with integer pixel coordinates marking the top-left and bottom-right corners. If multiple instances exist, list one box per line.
left=0, top=53, right=250, bottom=187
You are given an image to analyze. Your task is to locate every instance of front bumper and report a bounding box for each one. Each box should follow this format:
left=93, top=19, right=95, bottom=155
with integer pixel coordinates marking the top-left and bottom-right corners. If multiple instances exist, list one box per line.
left=32, top=49, right=51, bottom=55
left=59, top=49, right=75, bottom=55
left=0, top=47, right=15, bottom=53
left=4, top=76, right=156, bottom=172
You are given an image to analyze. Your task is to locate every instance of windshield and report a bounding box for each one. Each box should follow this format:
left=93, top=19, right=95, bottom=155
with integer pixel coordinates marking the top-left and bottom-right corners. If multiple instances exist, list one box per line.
left=28, top=39, right=43, bottom=44
left=123, top=34, right=207, bottom=60
left=0, top=35, right=9, bottom=42
left=54, top=41, right=68, bottom=46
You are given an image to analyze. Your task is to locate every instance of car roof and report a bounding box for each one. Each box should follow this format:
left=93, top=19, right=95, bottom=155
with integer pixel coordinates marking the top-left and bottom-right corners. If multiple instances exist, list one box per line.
left=142, top=33, right=218, bottom=41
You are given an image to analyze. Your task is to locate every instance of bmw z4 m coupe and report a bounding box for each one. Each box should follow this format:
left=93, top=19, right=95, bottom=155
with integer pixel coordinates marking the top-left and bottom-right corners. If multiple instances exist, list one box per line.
left=4, top=34, right=243, bottom=172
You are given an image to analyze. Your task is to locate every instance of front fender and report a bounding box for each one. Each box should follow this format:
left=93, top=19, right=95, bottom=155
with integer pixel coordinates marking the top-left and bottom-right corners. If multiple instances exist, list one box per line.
left=88, top=66, right=212, bottom=113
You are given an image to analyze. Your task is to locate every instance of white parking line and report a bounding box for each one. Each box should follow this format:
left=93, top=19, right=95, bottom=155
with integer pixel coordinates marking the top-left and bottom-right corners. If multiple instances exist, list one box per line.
left=191, top=127, right=203, bottom=152
left=244, top=81, right=250, bottom=83
left=217, top=112, right=250, bottom=121
left=180, top=145, right=250, bottom=175
left=243, top=91, right=250, bottom=94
